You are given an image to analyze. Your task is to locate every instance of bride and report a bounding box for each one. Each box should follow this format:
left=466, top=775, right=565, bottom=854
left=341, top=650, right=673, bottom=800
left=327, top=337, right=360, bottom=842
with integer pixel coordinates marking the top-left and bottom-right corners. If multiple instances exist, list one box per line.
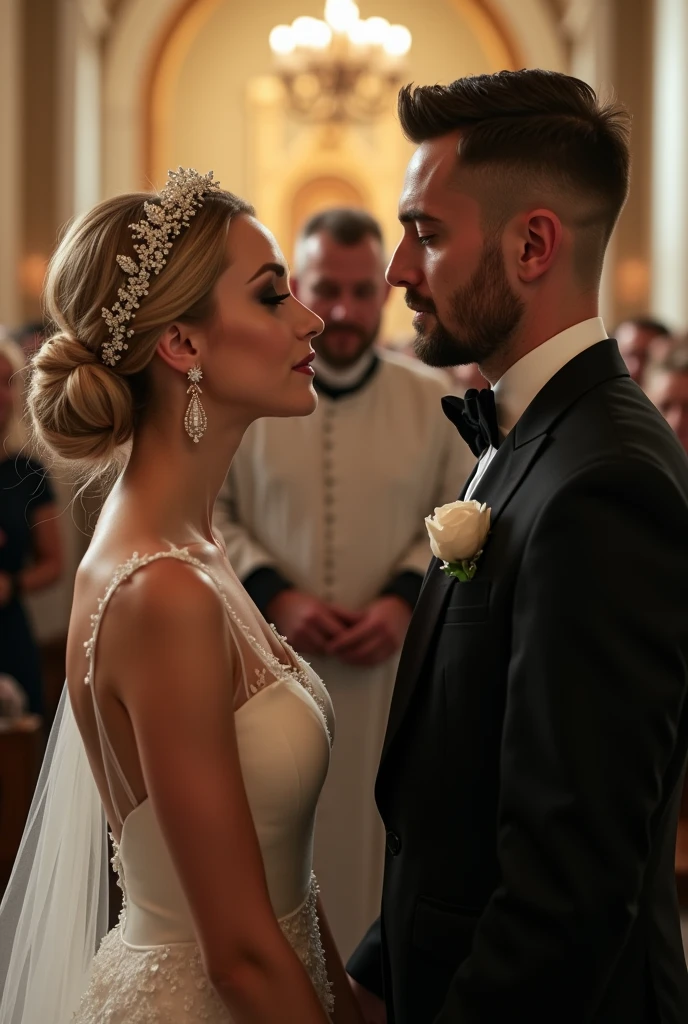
left=0, top=169, right=365, bottom=1023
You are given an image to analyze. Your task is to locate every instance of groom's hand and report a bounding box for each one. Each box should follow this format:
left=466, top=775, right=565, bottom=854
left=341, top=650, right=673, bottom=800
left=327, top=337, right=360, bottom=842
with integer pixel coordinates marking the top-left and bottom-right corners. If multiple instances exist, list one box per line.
left=327, top=595, right=412, bottom=667
left=267, top=589, right=359, bottom=655
left=348, top=975, right=387, bottom=1024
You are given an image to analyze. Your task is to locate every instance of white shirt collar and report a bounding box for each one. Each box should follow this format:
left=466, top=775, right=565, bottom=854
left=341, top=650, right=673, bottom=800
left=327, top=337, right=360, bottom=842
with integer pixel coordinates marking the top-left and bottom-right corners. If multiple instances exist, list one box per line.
left=312, top=347, right=376, bottom=390
left=493, top=317, right=607, bottom=436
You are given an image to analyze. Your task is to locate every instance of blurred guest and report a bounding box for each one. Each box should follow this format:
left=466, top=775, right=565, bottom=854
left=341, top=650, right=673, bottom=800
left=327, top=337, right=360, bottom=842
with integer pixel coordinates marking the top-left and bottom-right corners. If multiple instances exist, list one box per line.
left=646, top=344, right=688, bottom=454
left=216, top=208, right=471, bottom=957
left=615, top=316, right=671, bottom=384
left=0, top=674, right=27, bottom=717
left=11, top=321, right=49, bottom=360
left=0, top=337, right=62, bottom=714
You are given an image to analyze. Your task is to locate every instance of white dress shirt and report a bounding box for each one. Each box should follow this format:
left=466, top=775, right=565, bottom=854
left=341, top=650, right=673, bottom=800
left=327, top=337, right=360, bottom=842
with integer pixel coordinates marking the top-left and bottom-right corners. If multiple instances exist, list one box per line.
left=465, top=317, right=607, bottom=499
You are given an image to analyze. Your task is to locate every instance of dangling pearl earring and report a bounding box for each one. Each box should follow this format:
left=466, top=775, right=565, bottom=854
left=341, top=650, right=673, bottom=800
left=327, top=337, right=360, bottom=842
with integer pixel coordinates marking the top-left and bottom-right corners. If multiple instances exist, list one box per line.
left=184, top=365, right=207, bottom=443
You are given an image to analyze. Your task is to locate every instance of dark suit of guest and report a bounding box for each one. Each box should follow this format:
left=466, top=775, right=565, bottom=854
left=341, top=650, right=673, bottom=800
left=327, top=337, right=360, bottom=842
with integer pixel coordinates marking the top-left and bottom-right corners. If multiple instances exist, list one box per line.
left=348, top=324, right=688, bottom=1024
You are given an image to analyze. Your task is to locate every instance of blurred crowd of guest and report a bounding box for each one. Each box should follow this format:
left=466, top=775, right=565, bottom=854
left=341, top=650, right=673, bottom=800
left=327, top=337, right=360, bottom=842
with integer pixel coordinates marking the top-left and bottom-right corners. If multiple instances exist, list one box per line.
left=0, top=329, right=62, bottom=720
left=615, top=317, right=688, bottom=456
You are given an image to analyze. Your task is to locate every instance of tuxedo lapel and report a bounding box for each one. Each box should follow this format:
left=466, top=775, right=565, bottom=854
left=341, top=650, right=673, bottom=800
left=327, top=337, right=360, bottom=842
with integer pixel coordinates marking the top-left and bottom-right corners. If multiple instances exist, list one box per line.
left=380, top=430, right=547, bottom=764
left=379, top=339, right=630, bottom=769
left=380, top=462, right=477, bottom=764
left=381, top=559, right=453, bottom=763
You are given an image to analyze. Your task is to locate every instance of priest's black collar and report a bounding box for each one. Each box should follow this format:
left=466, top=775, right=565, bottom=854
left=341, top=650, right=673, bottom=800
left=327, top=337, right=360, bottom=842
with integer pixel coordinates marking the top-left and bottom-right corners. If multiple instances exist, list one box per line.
left=312, top=351, right=381, bottom=400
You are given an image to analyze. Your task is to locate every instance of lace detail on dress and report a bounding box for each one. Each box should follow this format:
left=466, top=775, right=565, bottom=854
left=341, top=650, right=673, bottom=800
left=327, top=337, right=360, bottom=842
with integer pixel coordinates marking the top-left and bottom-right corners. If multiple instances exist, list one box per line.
left=280, top=872, right=334, bottom=1015
left=73, top=928, right=231, bottom=1023
left=83, top=547, right=332, bottom=744
left=73, top=874, right=334, bottom=1022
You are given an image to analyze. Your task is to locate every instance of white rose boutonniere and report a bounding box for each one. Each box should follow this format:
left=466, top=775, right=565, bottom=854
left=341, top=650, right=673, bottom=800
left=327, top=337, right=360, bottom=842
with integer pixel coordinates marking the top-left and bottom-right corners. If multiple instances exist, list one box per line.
left=425, top=500, right=491, bottom=582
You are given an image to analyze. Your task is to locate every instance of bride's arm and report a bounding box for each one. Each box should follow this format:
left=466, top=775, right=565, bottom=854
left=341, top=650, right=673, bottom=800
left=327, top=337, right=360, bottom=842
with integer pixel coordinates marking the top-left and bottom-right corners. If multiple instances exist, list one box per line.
left=112, top=559, right=329, bottom=1024
left=315, top=896, right=365, bottom=1024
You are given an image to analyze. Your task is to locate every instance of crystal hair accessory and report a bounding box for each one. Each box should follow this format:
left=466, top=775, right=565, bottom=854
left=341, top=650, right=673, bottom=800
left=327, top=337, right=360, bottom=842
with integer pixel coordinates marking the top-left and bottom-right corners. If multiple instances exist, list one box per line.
left=184, top=365, right=207, bottom=443
left=100, top=168, right=223, bottom=368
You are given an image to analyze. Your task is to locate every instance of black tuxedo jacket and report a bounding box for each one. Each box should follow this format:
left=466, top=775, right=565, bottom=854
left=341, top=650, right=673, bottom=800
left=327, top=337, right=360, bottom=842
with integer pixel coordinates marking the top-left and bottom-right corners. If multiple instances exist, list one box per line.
left=348, top=340, right=688, bottom=1023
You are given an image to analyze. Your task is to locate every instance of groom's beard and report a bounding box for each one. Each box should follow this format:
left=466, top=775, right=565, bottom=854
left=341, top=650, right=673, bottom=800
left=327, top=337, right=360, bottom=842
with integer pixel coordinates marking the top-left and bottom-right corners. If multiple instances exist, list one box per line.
left=409, top=240, right=525, bottom=369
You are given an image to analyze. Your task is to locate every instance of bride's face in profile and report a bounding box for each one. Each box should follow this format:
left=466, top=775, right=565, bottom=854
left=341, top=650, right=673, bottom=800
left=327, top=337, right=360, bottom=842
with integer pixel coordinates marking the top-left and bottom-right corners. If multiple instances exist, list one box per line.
left=199, top=215, right=323, bottom=422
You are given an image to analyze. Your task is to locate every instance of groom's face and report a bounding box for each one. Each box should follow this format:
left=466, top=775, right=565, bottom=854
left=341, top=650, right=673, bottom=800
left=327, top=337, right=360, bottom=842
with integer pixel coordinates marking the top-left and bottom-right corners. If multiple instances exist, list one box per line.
left=387, top=133, right=523, bottom=369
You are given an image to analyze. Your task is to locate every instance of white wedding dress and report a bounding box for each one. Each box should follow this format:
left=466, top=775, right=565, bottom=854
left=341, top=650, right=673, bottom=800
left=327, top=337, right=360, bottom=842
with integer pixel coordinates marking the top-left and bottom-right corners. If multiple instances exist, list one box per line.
left=70, top=547, right=335, bottom=1022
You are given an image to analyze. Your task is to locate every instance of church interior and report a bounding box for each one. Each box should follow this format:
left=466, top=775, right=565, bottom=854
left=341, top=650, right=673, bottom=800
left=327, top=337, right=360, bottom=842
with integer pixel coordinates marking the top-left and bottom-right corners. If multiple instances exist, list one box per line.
left=1, top=0, right=688, bottom=966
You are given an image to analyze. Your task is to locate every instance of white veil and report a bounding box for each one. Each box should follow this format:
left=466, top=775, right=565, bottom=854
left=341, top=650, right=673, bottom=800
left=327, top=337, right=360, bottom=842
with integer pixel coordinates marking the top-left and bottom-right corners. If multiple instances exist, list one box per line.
left=0, top=684, right=109, bottom=1023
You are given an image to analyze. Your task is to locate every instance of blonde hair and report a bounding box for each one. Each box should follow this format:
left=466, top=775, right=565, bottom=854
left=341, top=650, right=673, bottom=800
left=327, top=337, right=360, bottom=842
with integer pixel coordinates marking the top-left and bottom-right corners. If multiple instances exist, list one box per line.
left=28, top=186, right=253, bottom=476
left=0, top=335, right=29, bottom=456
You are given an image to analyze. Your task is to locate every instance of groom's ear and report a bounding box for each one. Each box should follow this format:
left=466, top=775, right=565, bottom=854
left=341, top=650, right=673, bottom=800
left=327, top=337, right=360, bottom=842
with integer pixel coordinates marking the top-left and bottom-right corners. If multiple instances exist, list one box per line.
left=513, top=209, right=562, bottom=284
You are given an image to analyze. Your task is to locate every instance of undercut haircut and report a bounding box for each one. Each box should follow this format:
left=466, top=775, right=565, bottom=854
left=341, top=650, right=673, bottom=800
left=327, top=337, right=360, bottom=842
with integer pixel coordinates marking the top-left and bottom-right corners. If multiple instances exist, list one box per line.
left=398, top=69, right=631, bottom=284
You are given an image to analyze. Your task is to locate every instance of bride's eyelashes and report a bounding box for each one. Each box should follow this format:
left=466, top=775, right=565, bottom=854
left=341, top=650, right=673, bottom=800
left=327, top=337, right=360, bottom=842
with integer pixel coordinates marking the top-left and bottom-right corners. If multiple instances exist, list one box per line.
left=259, top=287, right=291, bottom=308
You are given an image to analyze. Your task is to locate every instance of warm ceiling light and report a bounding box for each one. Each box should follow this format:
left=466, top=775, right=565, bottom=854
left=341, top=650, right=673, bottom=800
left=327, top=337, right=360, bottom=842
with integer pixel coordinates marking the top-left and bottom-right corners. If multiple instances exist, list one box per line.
left=324, top=0, right=360, bottom=33
left=269, top=2, right=412, bottom=123
left=383, top=24, right=412, bottom=57
left=269, top=25, right=295, bottom=55
left=290, top=16, right=332, bottom=49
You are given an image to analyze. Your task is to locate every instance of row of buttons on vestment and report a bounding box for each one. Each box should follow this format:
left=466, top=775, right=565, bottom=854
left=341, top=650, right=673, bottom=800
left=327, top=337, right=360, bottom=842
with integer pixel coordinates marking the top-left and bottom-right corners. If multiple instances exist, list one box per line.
left=322, top=406, right=336, bottom=599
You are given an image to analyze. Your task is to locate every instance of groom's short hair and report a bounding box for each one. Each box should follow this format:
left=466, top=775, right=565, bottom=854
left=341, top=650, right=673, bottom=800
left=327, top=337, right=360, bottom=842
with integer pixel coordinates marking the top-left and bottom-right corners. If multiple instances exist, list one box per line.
left=398, top=70, right=631, bottom=282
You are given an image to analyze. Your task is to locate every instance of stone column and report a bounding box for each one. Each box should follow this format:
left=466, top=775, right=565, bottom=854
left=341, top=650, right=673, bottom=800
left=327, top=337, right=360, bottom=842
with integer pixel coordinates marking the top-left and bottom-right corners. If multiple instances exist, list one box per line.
left=557, top=0, right=656, bottom=328
left=559, top=0, right=618, bottom=323
left=651, top=0, right=688, bottom=331
left=0, top=0, right=21, bottom=326
left=57, top=0, right=110, bottom=221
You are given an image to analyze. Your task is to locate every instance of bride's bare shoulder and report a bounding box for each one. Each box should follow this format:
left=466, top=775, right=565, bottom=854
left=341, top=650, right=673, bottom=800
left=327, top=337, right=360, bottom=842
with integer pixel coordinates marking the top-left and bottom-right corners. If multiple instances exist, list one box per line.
left=70, top=537, right=229, bottom=673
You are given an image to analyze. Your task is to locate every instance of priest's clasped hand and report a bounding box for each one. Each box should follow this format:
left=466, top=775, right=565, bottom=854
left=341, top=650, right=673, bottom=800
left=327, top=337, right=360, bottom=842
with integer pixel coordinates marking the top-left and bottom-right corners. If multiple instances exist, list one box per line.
left=267, top=589, right=360, bottom=656
left=267, top=590, right=411, bottom=666
left=326, top=595, right=412, bottom=668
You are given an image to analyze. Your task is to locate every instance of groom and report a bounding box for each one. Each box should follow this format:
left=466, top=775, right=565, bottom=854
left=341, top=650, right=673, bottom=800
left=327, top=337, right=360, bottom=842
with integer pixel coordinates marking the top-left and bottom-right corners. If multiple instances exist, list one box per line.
left=347, top=70, right=688, bottom=1023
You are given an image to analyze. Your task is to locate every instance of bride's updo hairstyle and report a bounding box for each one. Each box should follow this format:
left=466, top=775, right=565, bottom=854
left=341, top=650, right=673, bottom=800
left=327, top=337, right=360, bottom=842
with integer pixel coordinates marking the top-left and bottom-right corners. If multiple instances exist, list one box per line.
left=28, top=174, right=253, bottom=475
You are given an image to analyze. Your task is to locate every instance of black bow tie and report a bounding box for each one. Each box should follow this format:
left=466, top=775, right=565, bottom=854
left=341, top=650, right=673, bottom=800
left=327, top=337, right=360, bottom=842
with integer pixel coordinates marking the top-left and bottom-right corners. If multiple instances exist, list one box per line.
left=442, top=388, right=501, bottom=458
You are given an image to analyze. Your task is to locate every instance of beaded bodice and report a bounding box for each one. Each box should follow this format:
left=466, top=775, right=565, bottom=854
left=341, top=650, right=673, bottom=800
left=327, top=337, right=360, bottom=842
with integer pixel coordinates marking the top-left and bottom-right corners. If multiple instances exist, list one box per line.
left=74, top=546, right=335, bottom=1021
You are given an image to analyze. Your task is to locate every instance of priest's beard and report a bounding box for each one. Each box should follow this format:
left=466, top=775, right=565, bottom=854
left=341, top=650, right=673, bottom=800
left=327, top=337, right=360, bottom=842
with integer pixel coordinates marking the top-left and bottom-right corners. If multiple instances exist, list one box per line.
left=410, top=239, right=524, bottom=369
left=313, top=317, right=381, bottom=370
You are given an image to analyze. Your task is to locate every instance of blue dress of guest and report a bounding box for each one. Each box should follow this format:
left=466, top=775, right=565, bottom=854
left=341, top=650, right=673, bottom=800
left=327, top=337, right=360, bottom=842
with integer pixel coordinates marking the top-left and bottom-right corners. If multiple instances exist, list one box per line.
left=0, top=455, right=56, bottom=714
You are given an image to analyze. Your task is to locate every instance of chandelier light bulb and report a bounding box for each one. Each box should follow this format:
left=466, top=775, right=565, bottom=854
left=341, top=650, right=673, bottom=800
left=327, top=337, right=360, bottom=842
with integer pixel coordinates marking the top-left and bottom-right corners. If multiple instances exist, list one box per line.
left=383, top=24, right=412, bottom=57
left=268, top=4, right=411, bottom=123
left=361, top=16, right=390, bottom=46
left=291, top=16, right=333, bottom=49
left=324, top=0, right=360, bottom=33
left=347, top=19, right=369, bottom=46
left=269, top=24, right=296, bottom=55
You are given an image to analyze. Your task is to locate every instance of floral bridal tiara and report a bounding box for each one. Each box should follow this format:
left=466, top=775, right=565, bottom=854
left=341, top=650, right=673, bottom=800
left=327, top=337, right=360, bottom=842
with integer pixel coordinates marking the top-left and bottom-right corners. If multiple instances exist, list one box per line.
left=100, top=167, right=222, bottom=368
left=100, top=167, right=222, bottom=442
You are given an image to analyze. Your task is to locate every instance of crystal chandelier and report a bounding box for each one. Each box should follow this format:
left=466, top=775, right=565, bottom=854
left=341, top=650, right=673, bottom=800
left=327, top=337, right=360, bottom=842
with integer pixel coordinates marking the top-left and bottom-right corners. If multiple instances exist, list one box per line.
left=269, top=0, right=412, bottom=124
